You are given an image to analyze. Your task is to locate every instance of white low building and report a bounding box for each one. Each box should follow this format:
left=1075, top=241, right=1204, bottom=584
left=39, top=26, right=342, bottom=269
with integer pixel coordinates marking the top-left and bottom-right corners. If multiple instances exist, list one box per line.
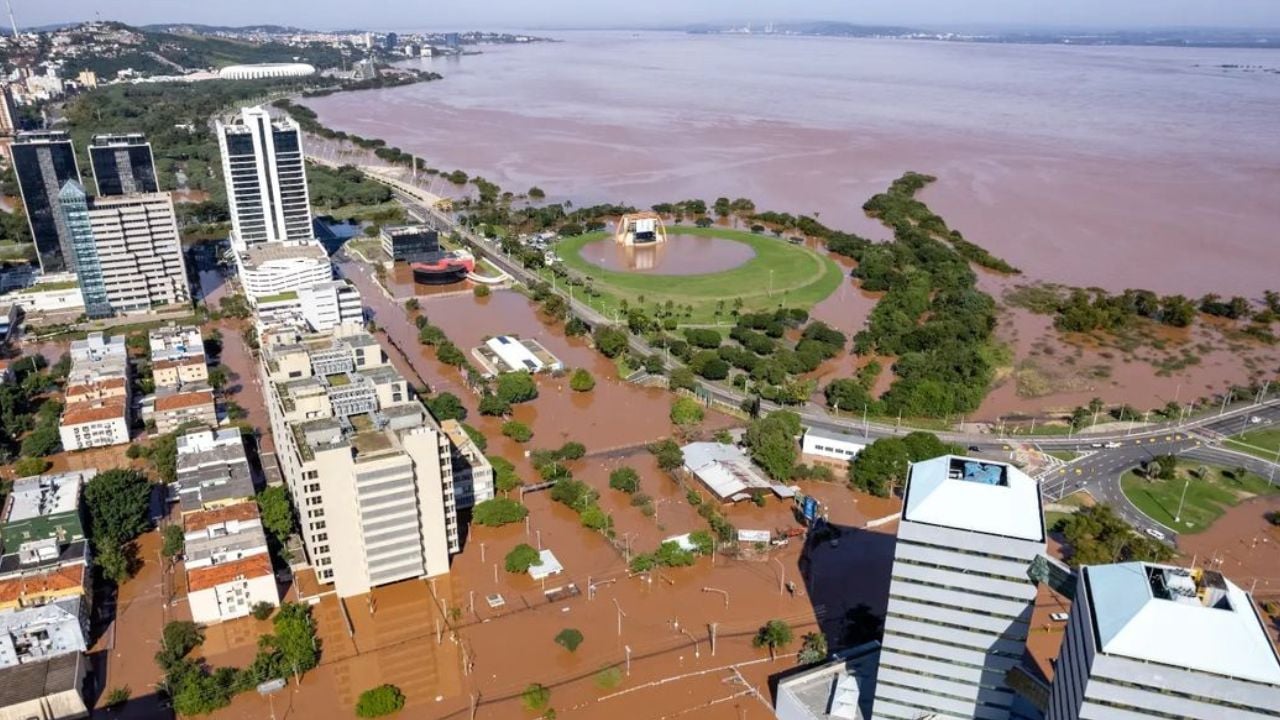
left=298, top=280, right=364, bottom=332
left=1046, top=562, right=1280, bottom=720
left=680, top=442, right=776, bottom=502
left=801, top=427, right=866, bottom=466
left=218, top=63, right=316, bottom=81
left=182, top=503, right=278, bottom=624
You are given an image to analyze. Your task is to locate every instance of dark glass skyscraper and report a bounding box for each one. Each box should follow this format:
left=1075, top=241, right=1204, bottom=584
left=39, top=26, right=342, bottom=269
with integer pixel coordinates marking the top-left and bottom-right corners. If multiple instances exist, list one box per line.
left=89, top=133, right=159, bottom=196
left=12, top=131, right=81, bottom=273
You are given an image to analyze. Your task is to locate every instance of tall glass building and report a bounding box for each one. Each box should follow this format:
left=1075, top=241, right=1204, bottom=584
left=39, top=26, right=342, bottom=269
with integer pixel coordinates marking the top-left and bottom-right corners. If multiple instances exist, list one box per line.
left=56, top=182, right=111, bottom=318
left=12, top=131, right=81, bottom=273
left=216, top=107, right=313, bottom=250
left=89, top=133, right=159, bottom=196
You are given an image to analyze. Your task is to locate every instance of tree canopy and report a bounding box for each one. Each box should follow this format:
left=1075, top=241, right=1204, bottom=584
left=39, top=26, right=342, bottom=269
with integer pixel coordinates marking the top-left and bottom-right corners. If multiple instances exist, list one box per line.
left=472, top=498, right=528, bottom=527
left=355, top=684, right=406, bottom=718
left=83, top=469, right=152, bottom=547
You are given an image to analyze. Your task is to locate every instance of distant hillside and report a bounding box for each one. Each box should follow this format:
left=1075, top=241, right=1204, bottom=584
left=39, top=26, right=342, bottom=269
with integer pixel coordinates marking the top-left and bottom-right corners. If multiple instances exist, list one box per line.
left=53, top=22, right=351, bottom=79
left=142, top=24, right=311, bottom=35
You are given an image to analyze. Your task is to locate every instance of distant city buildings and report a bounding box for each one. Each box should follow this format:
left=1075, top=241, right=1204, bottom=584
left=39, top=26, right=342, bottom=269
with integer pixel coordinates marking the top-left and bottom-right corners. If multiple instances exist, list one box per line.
left=11, top=131, right=81, bottom=273
left=1046, top=561, right=1280, bottom=719
left=88, top=133, right=158, bottom=196
left=260, top=322, right=490, bottom=597
left=872, top=455, right=1045, bottom=720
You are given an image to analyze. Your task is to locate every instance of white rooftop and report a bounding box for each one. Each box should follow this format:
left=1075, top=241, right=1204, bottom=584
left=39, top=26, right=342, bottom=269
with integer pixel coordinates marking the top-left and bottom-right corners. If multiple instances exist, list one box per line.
left=1085, top=562, right=1280, bottom=685
left=177, top=428, right=245, bottom=456
left=149, top=325, right=205, bottom=362
left=681, top=442, right=773, bottom=500
left=2, top=472, right=90, bottom=522
left=486, top=335, right=544, bottom=373
left=902, top=455, right=1044, bottom=542
left=528, top=549, right=563, bottom=581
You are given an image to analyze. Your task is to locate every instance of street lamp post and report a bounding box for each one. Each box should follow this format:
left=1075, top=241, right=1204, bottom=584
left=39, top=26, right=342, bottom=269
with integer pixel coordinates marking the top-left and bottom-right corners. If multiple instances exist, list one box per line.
left=774, top=558, right=785, bottom=596
left=1174, top=474, right=1192, bottom=523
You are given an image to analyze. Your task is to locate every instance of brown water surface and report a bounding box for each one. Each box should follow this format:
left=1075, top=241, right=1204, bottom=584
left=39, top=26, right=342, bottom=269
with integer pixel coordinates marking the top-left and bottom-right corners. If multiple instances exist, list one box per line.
left=579, top=234, right=756, bottom=275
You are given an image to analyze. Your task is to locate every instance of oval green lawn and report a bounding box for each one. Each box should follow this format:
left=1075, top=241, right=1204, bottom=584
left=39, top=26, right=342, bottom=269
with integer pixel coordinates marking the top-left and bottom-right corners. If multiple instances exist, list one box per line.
left=556, top=226, right=843, bottom=313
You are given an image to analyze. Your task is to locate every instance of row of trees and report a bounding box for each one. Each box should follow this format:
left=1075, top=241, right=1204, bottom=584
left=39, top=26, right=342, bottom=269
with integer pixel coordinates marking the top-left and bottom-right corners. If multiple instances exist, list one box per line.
left=848, top=432, right=960, bottom=497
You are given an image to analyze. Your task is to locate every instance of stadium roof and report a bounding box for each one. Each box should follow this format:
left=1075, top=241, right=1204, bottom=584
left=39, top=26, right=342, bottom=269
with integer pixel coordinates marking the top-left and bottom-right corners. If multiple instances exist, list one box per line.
left=902, top=455, right=1044, bottom=542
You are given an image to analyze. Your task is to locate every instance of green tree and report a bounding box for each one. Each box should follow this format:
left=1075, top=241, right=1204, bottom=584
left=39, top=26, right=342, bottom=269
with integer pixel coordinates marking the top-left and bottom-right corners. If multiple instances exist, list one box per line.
left=19, top=424, right=60, bottom=457
left=798, top=632, right=829, bottom=664
left=670, top=396, right=705, bottom=427
left=1060, top=504, right=1176, bottom=567
left=743, top=412, right=801, bottom=482
left=267, top=602, right=320, bottom=676
left=356, top=684, right=406, bottom=718
left=436, top=341, right=467, bottom=367
left=668, top=366, right=698, bottom=392
left=501, top=420, right=533, bottom=443
left=206, top=365, right=229, bottom=391
left=257, top=486, right=297, bottom=547
left=472, top=498, right=528, bottom=527
left=251, top=602, right=275, bottom=621
left=13, top=457, right=50, bottom=477
left=609, top=467, right=640, bottom=494
left=689, top=530, right=715, bottom=556
left=752, top=619, right=794, bottom=659
left=592, top=326, right=629, bottom=358
left=648, top=439, right=684, bottom=471
left=425, top=392, right=467, bottom=422
left=579, top=504, right=612, bottom=531
left=490, top=456, right=521, bottom=492
left=478, top=393, right=511, bottom=416
left=162, top=524, right=185, bottom=558
left=474, top=284, right=492, bottom=298
left=654, top=540, right=695, bottom=567
left=849, top=438, right=912, bottom=497
left=105, top=686, right=131, bottom=708
left=496, top=372, right=539, bottom=405
left=505, top=543, right=541, bottom=573
left=84, top=469, right=152, bottom=546
left=156, top=621, right=204, bottom=671
left=824, top=378, right=872, bottom=412
left=553, top=628, right=584, bottom=653
left=521, top=683, right=551, bottom=712
left=569, top=368, right=596, bottom=392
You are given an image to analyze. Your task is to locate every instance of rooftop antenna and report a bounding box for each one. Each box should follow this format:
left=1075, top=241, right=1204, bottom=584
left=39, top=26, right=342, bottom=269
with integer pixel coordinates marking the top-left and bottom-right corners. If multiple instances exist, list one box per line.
left=6, top=0, right=17, bottom=38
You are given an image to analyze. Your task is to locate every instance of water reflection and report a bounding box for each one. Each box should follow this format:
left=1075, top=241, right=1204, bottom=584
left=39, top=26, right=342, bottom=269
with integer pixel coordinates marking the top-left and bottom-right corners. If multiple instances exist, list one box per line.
left=579, top=234, right=755, bottom=274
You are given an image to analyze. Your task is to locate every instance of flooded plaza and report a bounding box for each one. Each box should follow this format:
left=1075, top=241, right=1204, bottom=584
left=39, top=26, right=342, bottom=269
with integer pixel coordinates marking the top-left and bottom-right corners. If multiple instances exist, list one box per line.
left=579, top=234, right=756, bottom=275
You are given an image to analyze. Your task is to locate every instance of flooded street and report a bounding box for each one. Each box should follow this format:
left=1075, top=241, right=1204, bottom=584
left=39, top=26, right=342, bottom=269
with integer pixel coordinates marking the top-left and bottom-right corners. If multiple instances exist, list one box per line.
left=580, top=234, right=756, bottom=275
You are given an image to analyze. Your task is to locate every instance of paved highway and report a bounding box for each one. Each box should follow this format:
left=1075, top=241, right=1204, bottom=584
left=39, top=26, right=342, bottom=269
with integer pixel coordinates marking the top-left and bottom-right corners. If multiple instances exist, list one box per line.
left=342, top=160, right=1280, bottom=545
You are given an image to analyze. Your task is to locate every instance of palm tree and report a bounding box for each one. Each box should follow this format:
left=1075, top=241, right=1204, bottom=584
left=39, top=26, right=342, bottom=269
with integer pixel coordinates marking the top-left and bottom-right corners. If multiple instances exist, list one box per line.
left=752, top=619, right=793, bottom=660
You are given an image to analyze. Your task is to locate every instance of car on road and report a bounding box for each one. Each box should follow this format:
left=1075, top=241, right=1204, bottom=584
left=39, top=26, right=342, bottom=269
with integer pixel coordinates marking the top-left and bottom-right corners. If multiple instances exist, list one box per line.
left=1105, top=442, right=1121, bottom=449
left=1251, top=416, right=1263, bottom=424
left=1144, top=528, right=1166, bottom=541
left=1049, top=612, right=1069, bottom=622
left=967, top=445, right=981, bottom=452
left=1090, top=443, right=1103, bottom=448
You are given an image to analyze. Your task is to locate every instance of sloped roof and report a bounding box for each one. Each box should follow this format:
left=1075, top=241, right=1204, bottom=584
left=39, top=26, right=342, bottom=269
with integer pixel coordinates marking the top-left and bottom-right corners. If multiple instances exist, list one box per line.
left=902, top=455, right=1044, bottom=542
left=187, top=554, right=273, bottom=593
left=0, top=652, right=82, bottom=706
left=1085, top=562, right=1280, bottom=685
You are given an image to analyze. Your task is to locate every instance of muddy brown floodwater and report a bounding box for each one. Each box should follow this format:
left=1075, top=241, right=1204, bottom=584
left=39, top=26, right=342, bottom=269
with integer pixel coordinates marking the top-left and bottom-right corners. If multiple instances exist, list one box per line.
left=579, top=234, right=757, bottom=275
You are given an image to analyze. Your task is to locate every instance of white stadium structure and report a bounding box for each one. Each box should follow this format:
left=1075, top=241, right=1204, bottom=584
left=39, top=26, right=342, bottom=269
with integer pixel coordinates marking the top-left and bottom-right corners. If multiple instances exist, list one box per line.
left=218, top=63, right=317, bottom=81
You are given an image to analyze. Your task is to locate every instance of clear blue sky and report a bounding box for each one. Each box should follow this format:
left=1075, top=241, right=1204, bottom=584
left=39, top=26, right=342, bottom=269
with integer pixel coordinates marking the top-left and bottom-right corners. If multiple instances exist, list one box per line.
left=28, top=0, right=1280, bottom=31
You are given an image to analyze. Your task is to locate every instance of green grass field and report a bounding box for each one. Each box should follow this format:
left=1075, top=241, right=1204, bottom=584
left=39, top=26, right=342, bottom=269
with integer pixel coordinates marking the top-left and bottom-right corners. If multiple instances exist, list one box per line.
left=1121, top=462, right=1278, bottom=534
left=552, top=226, right=843, bottom=324
left=1225, top=428, right=1280, bottom=462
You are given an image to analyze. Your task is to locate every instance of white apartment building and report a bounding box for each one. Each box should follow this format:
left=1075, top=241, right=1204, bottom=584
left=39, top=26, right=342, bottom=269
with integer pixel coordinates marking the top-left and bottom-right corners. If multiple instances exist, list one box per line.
left=216, top=106, right=313, bottom=250
left=261, top=325, right=471, bottom=597
left=59, top=333, right=131, bottom=451
left=1046, top=562, right=1280, bottom=720
left=149, top=325, right=208, bottom=389
left=872, top=455, right=1046, bottom=720
left=58, top=182, right=190, bottom=317
left=182, top=503, right=278, bottom=624
left=298, top=279, right=364, bottom=331
left=235, top=241, right=332, bottom=305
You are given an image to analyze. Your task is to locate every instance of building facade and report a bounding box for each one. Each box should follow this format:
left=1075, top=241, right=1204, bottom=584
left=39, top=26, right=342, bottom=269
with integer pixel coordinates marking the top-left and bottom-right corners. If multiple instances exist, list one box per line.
left=59, top=334, right=130, bottom=452
left=872, top=455, right=1046, bottom=720
left=1046, top=562, right=1280, bottom=720
left=153, top=389, right=217, bottom=434
left=801, top=427, right=866, bottom=469
left=298, top=280, right=363, bottom=332
left=235, top=241, right=331, bottom=304
left=260, top=325, right=467, bottom=597
left=380, top=225, right=440, bottom=262
left=182, top=504, right=278, bottom=624
left=216, top=107, right=313, bottom=249
left=149, top=325, right=207, bottom=390
left=11, top=131, right=80, bottom=273
left=57, top=184, right=189, bottom=316
left=88, top=133, right=158, bottom=196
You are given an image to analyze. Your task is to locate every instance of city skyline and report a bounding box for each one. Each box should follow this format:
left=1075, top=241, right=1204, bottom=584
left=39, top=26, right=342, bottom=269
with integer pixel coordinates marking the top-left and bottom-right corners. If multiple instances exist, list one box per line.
left=26, top=0, right=1280, bottom=32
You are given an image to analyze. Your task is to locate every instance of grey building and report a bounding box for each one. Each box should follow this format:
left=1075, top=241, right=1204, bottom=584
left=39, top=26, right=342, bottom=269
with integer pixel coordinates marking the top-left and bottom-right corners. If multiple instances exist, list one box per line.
left=11, top=131, right=81, bottom=273
left=380, top=225, right=440, bottom=262
left=872, top=455, right=1046, bottom=720
left=56, top=182, right=110, bottom=318
left=1046, top=562, right=1280, bottom=720
left=89, top=133, right=159, bottom=196
left=775, top=642, right=881, bottom=720
left=216, top=107, right=313, bottom=249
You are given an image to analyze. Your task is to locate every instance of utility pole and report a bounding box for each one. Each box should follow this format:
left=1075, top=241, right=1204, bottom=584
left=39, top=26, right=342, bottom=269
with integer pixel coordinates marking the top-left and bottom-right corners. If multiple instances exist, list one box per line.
left=624, top=644, right=632, bottom=675
left=613, top=598, right=625, bottom=637
left=1174, top=474, right=1192, bottom=524
left=709, top=622, right=718, bottom=656
left=774, top=557, right=785, bottom=596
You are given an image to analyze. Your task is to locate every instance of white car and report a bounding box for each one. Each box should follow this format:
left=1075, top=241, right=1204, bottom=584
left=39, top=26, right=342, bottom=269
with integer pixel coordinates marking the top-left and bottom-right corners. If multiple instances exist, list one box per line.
left=1251, top=416, right=1263, bottom=424
left=1104, top=442, right=1121, bottom=448
left=1049, top=612, right=1069, bottom=622
left=1144, top=528, right=1166, bottom=541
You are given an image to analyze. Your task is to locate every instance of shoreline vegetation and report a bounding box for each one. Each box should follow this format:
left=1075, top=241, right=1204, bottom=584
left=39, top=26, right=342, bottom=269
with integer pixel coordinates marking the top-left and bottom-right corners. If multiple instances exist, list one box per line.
left=47, top=75, right=1280, bottom=424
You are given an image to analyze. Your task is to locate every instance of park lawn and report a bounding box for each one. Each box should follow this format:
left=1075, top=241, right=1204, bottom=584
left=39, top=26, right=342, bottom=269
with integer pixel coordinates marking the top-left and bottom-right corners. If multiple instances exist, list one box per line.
left=322, top=200, right=406, bottom=223
left=553, top=226, right=843, bottom=324
left=1120, top=463, right=1279, bottom=534
left=1044, top=511, right=1072, bottom=530
left=1225, top=428, right=1280, bottom=462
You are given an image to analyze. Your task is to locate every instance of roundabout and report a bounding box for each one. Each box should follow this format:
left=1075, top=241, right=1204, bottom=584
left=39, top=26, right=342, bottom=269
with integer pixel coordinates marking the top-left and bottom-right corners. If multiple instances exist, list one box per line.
left=553, top=226, right=844, bottom=323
